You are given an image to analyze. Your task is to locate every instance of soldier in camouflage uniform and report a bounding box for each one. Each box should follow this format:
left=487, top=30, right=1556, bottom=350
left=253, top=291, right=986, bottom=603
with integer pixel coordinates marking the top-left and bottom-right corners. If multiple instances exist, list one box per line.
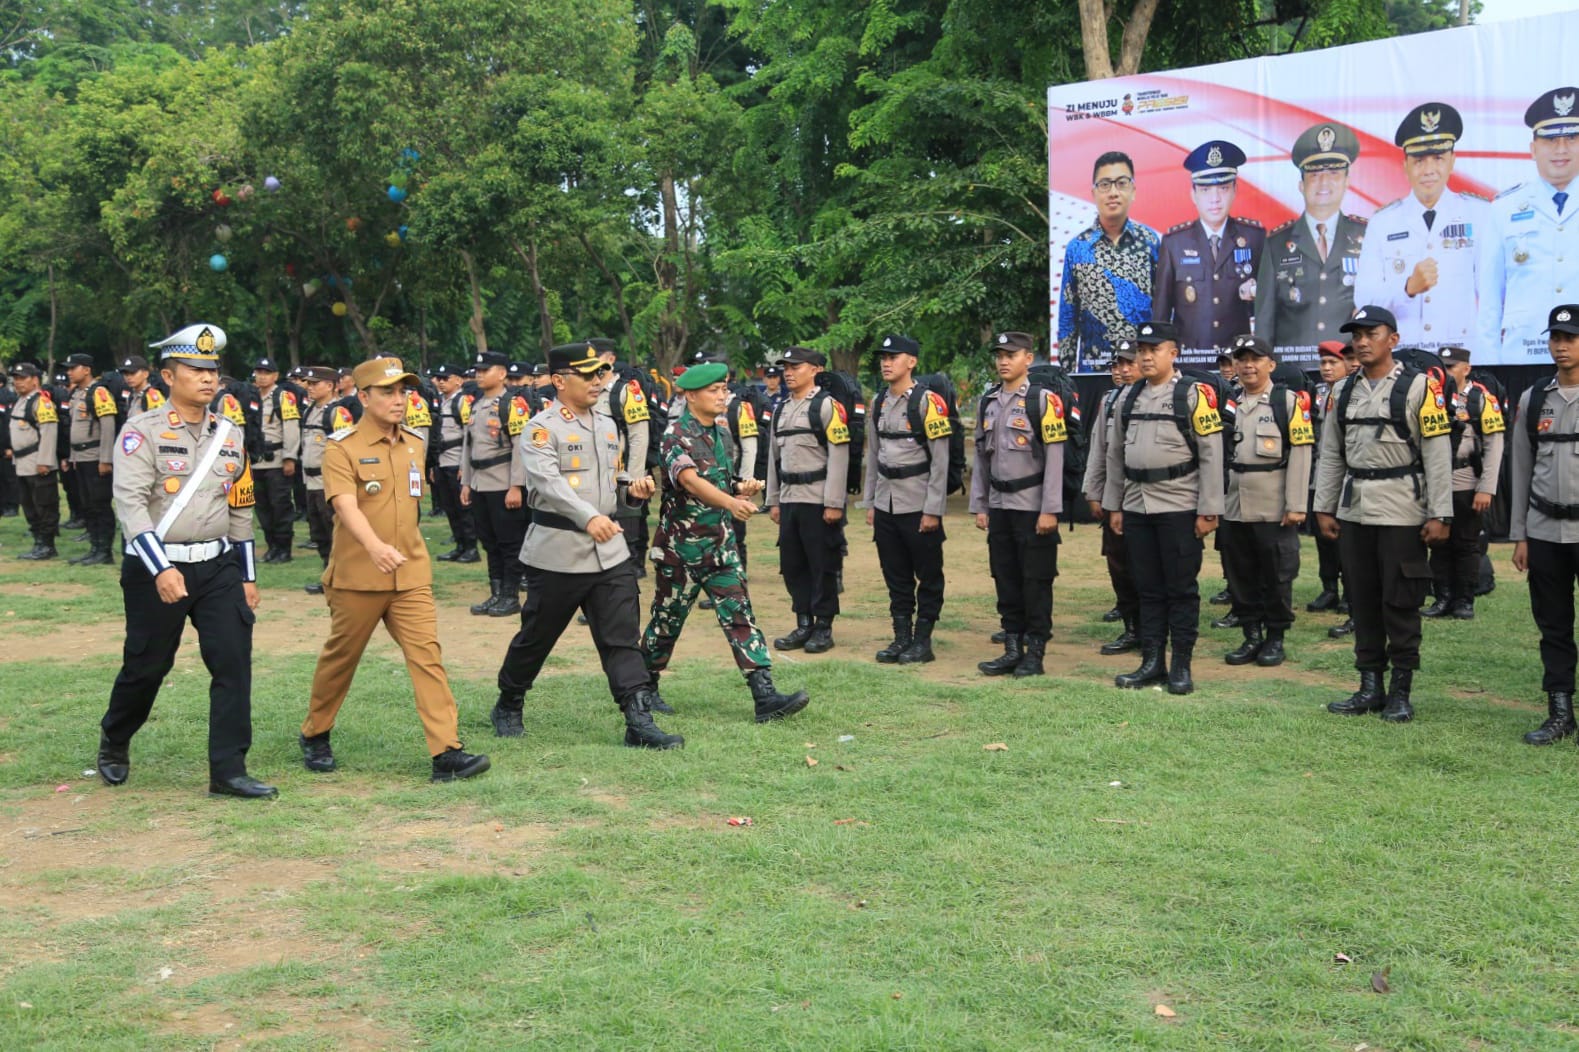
left=640, top=362, right=810, bottom=722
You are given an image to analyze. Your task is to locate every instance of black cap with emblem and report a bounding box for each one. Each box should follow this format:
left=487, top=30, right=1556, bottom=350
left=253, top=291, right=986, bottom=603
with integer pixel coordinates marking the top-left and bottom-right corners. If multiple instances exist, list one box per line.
left=474, top=350, right=509, bottom=369
left=1291, top=122, right=1360, bottom=171
left=1134, top=320, right=1180, bottom=346
left=547, top=343, right=605, bottom=374
left=119, top=354, right=150, bottom=373
left=876, top=334, right=920, bottom=357
left=776, top=345, right=827, bottom=367
left=991, top=331, right=1035, bottom=354
left=1340, top=305, right=1398, bottom=333
left=1545, top=304, right=1579, bottom=335
left=1395, top=102, right=1462, bottom=156
left=1230, top=334, right=1276, bottom=361
left=1525, top=87, right=1579, bottom=139
left=1183, top=140, right=1246, bottom=185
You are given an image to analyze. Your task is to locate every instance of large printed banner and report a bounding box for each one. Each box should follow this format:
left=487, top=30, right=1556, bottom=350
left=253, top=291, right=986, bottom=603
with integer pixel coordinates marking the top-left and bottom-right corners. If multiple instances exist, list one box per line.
left=1047, top=12, right=1577, bottom=374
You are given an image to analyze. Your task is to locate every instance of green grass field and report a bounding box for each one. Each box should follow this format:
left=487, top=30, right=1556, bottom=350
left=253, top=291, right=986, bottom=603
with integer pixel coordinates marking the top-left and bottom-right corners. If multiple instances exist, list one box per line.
left=1, top=507, right=1576, bottom=1050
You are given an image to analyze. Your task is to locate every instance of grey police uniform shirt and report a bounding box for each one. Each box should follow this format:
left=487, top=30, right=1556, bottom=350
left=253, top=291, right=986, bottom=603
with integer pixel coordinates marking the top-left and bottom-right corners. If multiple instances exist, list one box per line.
left=1510, top=381, right=1579, bottom=544
left=67, top=384, right=116, bottom=466
left=10, top=390, right=59, bottom=475
left=300, top=401, right=332, bottom=492
left=1226, top=387, right=1313, bottom=522
left=114, top=406, right=254, bottom=544
left=725, top=393, right=758, bottom=484
left=1449, top=389, right=1504, bottom=496
left=255, top=386, right=301, bottom=470
left=460, top=390, right=514, bottom=491
left=1477, top=178, right=1579, bottom=362
left=968, top=380, right=1063, bottom=515
left=1354, top=189, right=1485, bottom=351
left=862, top=384, right=949, bottom=517
left=1102, top=373, right=1226, bottom=516
left=1312, top=365, right=1453, bottom=525
left=437, top=391, right=466, bottom=470
left=765, top=391, right=850, bottom=509
left=1082, top=386, right=1123, bottom=506
left=517, top=403, right=639, bottom=573
left=597, top=382, right=651, bottom=482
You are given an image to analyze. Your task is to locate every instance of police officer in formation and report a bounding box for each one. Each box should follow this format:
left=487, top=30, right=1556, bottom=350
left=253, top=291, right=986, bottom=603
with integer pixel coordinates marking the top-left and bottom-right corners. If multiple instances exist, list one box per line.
left=1314, top=305, right=1453, bottom=723
left=250, top=356, right=302, bottom=562
left=594, top=338, right=658, bottom=573
left=298, top=366, right=354, bottom=595
left=1307, top=340, right=1355, bottom=625
left=1153, top=140, right=1265, bottom=355
left=490, top=342, right=678, bottom=748
left=1355, top=103, right=1484, bottom=352
left=62, top=352, right=119, bottom=565
left=117, top=354, right=168, bottom=418
left=864, top=334, right=951, bottom=665
left=430, top=363, right=480, bottom=563
left=1255, top=123, right=1368, bottom=353
left=460, top=349, right=530, bottom=616
left=1510, top=305, right=1579, bottom=745
left=1105, top=320, right=1225, bottom=695
left=1478, top=87, right=1579, bottom=363
left=1082, top=340, right=1141, bottom=655
left=766, top=345, right=850, bottom=654
left=972, top=331, right=1067, bottom=678
left=1424, top=346, right=1504, bottom=620
left=6, top=362, right=60, bottom=560
left=639, top=361, right=809, bottom=722
left=1218, top=335, right=1314, bottom=667
left=98, top=323, right=276, bottom=799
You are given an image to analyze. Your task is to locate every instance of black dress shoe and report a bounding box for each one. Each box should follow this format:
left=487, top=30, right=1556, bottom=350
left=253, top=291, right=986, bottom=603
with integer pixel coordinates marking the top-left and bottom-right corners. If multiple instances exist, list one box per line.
left=435, top=547, right=461, bottom=562
left=455, top=547, right=480, bottom=563
left=1211, top=612, right=1243, bottom=630
left=432, top=748, right=491, bottom=782
left=298, top=539, right=319, bottom=550
left=209, top=774, right=279, bottom=799
left=97, top=732, right=129, bottom=786
left=1306, top=588, right=1340, bottom=613
left=1421, top=596, right=1451, bottom=618
left=304, top=582, right=324, bottom=595
left=1328, top=618, right=1355, bottom=639
left=1449, top=598, right=1475, bottom=620
left=1209, top=589, right=1232, bottom=606
left=1101, top=606, right=1123, bottom=623
left=300, top=732, right=336, bottom=772
left=62, top=517, right=84, bottom=531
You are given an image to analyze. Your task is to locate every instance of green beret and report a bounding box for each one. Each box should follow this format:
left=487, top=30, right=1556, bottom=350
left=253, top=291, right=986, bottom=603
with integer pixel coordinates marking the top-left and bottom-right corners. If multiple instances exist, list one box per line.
left=677, top=362, right=728, bottom=390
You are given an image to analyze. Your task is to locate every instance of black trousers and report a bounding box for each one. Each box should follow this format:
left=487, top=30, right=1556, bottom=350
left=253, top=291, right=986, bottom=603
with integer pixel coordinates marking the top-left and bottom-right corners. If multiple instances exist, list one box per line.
left=1124, top=510, right=1203, bottom=652
left=252, top=467, right=294, bottom=552
left=497, top=561, right=648, bottom=704
left=1101, top=516, right=1139, bottom=621
left=986, top=508, right=1058, bottom=641
left=434, top=466, right=476, bottom=549
left=1339, top=522, right=1431, bottom=672
left=305, top=489, right=334, bottom=565
left=618, top=499, right=651, bottom=573
left=101, top=554, right=254, bottom=778
left=19, top=471, right=60, bottom=542
left=1428, top=489, right=1483, bottom=601
left=778, top=502, right=844, bottom=620
left=873, top=510, right=946, bottom=622
left=1527, top=538, right=1579, bottom=694
left=291, top=467, right=307, bottom=515
left=71, top=463, right=115, bottom=546
left=470, top=488, right=528, bottom=581
left=61, top=465, right=82, bottom=521
left=1221, top=519, right=1300, bottom=631
left=0, top=454, right=16, bottom=512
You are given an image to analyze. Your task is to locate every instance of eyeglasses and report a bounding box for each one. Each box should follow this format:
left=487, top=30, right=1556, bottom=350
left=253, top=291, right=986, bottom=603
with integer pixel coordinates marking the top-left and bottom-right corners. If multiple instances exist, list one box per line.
left=1094, top=177, right=1135, bottom=192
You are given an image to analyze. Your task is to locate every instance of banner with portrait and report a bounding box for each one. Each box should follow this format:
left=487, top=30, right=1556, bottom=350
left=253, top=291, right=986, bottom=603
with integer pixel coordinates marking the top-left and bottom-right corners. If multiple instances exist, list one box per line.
left=1047, top=11, right=1576, bottom=374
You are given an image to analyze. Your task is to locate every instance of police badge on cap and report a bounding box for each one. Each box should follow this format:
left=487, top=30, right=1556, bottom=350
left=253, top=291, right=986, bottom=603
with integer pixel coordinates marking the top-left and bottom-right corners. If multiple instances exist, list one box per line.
left=1545, top=305, right=1579, bottom=335
left=149, top=323, right=226, bottom=369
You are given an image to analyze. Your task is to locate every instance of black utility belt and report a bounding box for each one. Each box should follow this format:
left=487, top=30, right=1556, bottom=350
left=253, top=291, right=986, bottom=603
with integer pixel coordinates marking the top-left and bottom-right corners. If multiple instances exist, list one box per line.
left=70, top=440, right=98, bottom=452
left=1451, top=456, right=1476, bottom=470
left=1346, top=464, right=1421, bottom=481
left=470, top=453, right=511, bottom=470
left=262, top=441, right=285, bottom=452
left=530, top=510, right=581, bottom=532
left=304, top=466, right=322, bottom=477
left=437, top=438, right=463, bottom=451
left=779, top=469, right=827, bottom=485
left=1229, top=461, right=1285, bottom=474
left=1531, top=494, right=1579, bottom=520
left=989, top=473, right=1041, bottom=493
left=12, top=443, right=38, bottom=459
left=1124, top=461, right=1197, bottom=484
left=877, top=461, right=929, bottom=480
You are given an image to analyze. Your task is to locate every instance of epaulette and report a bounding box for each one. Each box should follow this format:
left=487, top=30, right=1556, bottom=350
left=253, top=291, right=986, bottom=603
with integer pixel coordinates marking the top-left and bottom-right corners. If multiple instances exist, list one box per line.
left=1232, top=215, right=1263, bottom=229
left=1343, top=213, right=1368, bottom=226
left=1166, top=220, right=1194, bottom=235
left=1494, top=182, right=1526, bottom=201
left=401, top=424, right=425, bottom=438
left=329, top=427, right=357, bottom=441
left=1457, top=188, right=1490, bottom=203
left=1372, top=198, right=1403, bottom=216
left=1270, top=218, right=1297, bottom=235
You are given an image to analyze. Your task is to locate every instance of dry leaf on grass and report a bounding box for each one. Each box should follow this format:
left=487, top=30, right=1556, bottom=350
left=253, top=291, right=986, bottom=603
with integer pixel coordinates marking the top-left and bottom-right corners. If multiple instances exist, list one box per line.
left=805, top=756, right=818, bottom=767
left=1154, top=1004, right=1176, bottom=1018
left=1333, top=952, right=1352, bottom=964
left=1370, top=967, right=1391, bottom=993
left=982, top=742, right=1008, bottom=752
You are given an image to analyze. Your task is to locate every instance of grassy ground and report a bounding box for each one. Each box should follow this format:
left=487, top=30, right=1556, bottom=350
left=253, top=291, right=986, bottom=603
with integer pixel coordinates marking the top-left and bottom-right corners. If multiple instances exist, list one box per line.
left=0, top=505, right=1576, bottom=1051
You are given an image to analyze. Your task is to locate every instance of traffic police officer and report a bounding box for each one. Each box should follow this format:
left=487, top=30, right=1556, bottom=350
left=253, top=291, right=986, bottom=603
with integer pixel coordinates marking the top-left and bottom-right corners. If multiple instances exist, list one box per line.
left=430, top=363, right=479, bottom=562
left=1477, top=87, right=1579, bottom=363
left=1154, top=140, right=1266, bottom=356
left=6, top=362, right=60, bottom=560
left=1255, top=123, right=1368, bottom=354
left=1509, top=304, right=1579, bottom=744
left=298, top=367, right=354, bottom=594
left=98, top=323, right=276, bottom=799
left=1354, top=103, right=1484, bottom=351
left=639, top=361, right=809, bottom=721
left=1082, top=340, right=1141, bottom=655
left=1424, top=346, right=1504, bottom=619
left=864, top=334, right=951, bottom=664
left=1314, top=305, right=1453, bottom=723
left=972, top=331, right=1067, bottom=678
left=1104, top=320, right=1226, bottom=695
left=490, top=343, right=679, bottom=749
left=62, top=352, right=118, bottom=565
left=298, top=357, right=490, bottom=783
left=460, top=350, right=531, bottom=616
left=250, top=356, right=301, bottom=562
left=1219, top=335, right=1314, bottom=667
left=765, top=345, right=850, bottom=654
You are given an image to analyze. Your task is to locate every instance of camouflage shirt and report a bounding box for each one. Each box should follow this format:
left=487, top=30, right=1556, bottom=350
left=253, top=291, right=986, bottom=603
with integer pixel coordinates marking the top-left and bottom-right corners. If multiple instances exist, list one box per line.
left=656, top=407, right=734, bottom=551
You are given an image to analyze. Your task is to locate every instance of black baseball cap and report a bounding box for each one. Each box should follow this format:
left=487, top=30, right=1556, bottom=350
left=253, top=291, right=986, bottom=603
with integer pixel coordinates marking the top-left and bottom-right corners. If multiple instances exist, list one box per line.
left=64, top=353, right=95, bottom=369
left=776, top=346, right=827, bottom=367
left=1340, top=305, right=1398, bottom=333
left=1134, top=320, right=1179, bottom=345
left=118, top=354, right=150, bottom=372
left=1545, top=305, right=1579, bottom=335
left=876, top=334, right=920, bottom=356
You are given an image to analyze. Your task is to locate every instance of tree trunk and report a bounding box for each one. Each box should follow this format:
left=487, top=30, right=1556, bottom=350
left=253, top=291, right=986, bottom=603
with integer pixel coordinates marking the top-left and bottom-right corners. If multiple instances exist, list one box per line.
left=508, top=233, right=556, bottom=357
left=653, top=172, right=687, bottom=375
left=1115, top=0, right=1160, bottom=76
left=459, top=249, right=489, bottom=354
left=45, top=262, right=57, bottom=373
left=1077, top=0, right=1114, bottom=79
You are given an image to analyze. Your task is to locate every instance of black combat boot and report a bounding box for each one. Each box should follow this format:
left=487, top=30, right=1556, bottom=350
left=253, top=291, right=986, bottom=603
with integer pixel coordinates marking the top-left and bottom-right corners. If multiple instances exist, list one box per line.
left=490, top=575, right=521, bottom=617
left=1328, top=617, right=1355, bottom=639
left=621, top=690, right=685, bottom=749
left=1012, top=636, right=1047, bottom=678
left=876, top=618, right=912, bottom=663
left=470, top=578, right=503, bottom=616
left=436, top=545, right=462, bottom=562
left=1210, top=611, right=1243, bottom=630
left=803, top=618, right=835, bottom=654
left=774, top=614, right=813, bottom=650
left=990, top=629, right=1007, bottom=644
left=77, top=536, right=113, bottom=566
left=1306, top=583, right=1341, bottom=612
left=1223, top=624, right=1264, bottom=666
left=455, top=545, right=480, bottom=563
left=1449, top=597, right=1475, bottom=620
left=1167, top=647, right=1194, bottom=695
left=30, top=541, right=57, bottom=561
left=1328, top=670, right=1385, bottom=714
left=897, top=620, right=936, bottom=664
left=978, top=633, right=1023, bottom=676
left=748, top=668, right=810, bottom=722
left=647, top=670, right=675, bottom=714
left=489, top=695, right=525, bottom=737
left=431, top=747, right=491, bottom=782
left=1101, top=606, right=1123, bottom=623
left=97, top=732, right=129, bottom=786
left=1210, top=588, right=1232, bottom=605
left=1255, top=628, right=1286, bottom=667
left=299, top=732, right=336, bottom=772
left=1100, top=617, right=1139, bottom=656
left=1116, top=646, right=1166, bottom=689
left=1421, top=595, right=1451, bottom=618
left=1524, top=692, right=1577, bottom=745
left=1381, top=668, right=1415, bottom=723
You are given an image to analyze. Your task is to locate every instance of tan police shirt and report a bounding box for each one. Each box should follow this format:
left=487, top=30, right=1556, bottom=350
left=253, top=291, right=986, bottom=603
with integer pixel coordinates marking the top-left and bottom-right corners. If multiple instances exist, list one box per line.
left=863, top=384, right=951, bottom=517
left=436, top=391, right=469, bottom=470
left=68, top=382, right=118, bottom=465
left=765, top=391, right=850, bottom=509
left=1226, top=386, right=1314, bottom=523
left=255, top=385, right=302, bottom=469
left=1448, top=385, right=1505, bottom=496
left=1510, top=381, right=1579, bottom=544
left=517, top=402, right=636, bottom=573
left=321, top=418, right=432, bottom=591
left=460, top=390, right=515, bottom=491
left=9, top=390, right=59, bottom=475
left=114, top=407, right=254, bottom=544
left=969, top=379, right=1066, bottom=515
left=1082, top=386, right=1124, bottom=507
left=1102, top=372, right=1227, bottom=516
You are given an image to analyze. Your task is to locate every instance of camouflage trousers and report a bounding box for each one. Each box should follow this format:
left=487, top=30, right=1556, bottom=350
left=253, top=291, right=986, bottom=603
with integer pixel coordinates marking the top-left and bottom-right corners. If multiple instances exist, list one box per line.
left=640, top=540, right=772, bottom=674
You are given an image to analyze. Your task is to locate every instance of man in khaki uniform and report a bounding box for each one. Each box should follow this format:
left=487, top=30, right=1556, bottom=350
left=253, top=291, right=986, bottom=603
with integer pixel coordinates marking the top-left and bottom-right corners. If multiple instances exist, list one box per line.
left=1082, top=343, right=1141, bottom=655
left=1219, top=335, right=1314, bottom=667
left=6, top=362, right=60, bottom=560
left=62, top=352, right=118, bottom=565
left=299, top=357, right=490, bottom=783
left=460, top=350, right=531, bottom=616
left=1314, top=305, right=1453, bottom=723
left=430, top=364, right=478, bottom=563
left=1423, top=346, right=1504, bottom=620
left=250, top=357, right=301, bottom=563
left=298, top=367, right=354, bottom=595
left=97, top=323, right=276, bottom=799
